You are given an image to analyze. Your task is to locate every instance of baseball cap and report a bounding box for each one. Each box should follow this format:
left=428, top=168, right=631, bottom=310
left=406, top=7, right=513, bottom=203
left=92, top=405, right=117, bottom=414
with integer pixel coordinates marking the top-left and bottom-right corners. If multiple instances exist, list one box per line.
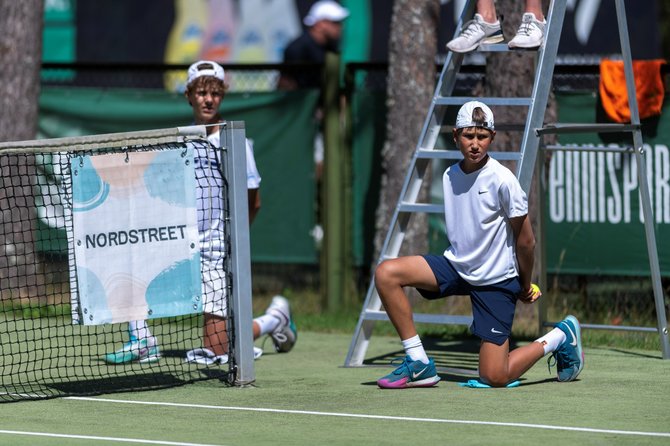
left=455, top=100, right=495, bottom=130
left=186, top=60, right=225, bottom=87
left=303, top=1, right=350, bottom=26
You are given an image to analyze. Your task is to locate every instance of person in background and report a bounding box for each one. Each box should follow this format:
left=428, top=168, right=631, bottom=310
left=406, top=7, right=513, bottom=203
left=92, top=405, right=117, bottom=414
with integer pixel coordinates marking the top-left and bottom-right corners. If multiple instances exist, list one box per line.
left=279, top=0, right=350, bottom=90
left=278, top=1, right=350, bottom=245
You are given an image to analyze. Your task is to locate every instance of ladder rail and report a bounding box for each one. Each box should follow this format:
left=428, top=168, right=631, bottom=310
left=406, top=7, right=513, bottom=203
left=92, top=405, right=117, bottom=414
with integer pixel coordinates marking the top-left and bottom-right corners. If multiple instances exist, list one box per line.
left=614, top=0, right=669, bottom=359
left=516, top=0, right=566, bottom=193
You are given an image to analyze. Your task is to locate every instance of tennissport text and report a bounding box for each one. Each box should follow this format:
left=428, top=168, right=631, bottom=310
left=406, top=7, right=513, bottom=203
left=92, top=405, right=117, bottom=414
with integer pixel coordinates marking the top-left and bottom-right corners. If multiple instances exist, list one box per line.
left=548, top=144, right=670, bottom=224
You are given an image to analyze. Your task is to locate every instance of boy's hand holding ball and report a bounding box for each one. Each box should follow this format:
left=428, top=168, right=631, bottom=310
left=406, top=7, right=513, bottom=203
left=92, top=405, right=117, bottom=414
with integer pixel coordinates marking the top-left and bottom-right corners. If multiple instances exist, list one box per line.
left=520, top=283, right=542, bottom=304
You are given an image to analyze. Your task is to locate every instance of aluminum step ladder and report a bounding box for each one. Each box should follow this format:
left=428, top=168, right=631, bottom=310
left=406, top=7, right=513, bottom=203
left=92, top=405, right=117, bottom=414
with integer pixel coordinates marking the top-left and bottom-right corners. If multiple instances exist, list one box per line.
left=345, top=0, right=669, bottom=367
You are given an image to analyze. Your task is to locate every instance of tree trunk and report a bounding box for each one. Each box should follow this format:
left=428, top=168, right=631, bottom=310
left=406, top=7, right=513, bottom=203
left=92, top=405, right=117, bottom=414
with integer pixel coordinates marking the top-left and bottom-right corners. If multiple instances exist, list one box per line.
left=483, top=0, right=557, bottom=333
left=374, top=0, right=440, bottom=262
left=0, top=0, right=46, bottom=302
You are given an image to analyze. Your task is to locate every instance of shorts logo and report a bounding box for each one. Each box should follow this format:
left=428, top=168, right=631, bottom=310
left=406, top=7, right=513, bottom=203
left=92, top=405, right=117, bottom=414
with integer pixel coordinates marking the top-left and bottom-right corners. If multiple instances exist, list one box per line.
left=490, top=328, right=503, bottom=334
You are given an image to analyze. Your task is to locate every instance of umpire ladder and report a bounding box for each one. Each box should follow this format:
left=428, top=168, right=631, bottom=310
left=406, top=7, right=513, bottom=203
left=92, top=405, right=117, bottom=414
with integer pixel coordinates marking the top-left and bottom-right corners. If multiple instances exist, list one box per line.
left=345, top=0, right=669, bottom=367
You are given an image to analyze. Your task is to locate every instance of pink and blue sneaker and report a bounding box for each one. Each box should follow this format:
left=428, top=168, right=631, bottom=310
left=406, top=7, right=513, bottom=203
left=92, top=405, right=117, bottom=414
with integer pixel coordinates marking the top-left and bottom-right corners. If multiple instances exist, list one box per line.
left=377, top=356, right=440, bottom=389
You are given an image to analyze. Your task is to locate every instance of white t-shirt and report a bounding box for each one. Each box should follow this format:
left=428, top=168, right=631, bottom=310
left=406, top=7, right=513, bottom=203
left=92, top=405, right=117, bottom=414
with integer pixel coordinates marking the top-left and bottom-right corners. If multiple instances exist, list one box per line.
left=195, top=129, right=261, bottom=316
left=205, top=131, right=261, bottom=189
left=442, top=157, right=527, bottom=286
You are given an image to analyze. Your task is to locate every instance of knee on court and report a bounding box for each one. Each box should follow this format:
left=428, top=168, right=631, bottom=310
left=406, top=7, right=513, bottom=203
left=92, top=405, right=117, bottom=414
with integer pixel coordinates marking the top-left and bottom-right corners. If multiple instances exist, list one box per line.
left=479, top=372, right=509, bottom=388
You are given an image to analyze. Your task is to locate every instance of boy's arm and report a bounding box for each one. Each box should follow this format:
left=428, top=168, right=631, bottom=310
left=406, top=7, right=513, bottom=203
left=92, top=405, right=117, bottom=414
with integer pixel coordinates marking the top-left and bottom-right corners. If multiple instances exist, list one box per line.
left=248, top=188, right=261, bottom=225
left=510, top=214, right=537, bottom=303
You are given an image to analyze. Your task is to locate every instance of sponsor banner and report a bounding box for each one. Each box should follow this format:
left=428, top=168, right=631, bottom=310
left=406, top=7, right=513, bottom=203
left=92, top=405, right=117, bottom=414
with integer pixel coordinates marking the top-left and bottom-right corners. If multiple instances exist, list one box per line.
left=546, top=144, right=670, bottom=275
left=71, top=148, right=201, bottom=325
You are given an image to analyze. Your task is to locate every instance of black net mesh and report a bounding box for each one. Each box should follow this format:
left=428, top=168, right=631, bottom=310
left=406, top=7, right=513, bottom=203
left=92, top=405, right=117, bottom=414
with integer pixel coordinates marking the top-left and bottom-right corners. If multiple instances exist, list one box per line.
left=0, top=138, right=237, bottom=402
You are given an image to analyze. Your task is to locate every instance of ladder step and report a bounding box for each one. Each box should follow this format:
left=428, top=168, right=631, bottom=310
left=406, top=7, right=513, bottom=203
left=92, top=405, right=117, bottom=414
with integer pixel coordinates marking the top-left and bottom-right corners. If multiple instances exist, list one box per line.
left=536, top=123, right=641, bottom=136
left=476, top=43, right=541, bottom=53
left=364, top=310, right=473, bottom=326
left=417, top=149, right=521, bottom=161
left=434, top=96, right=532, bottom=107
left=477, top=43, right=513, bottom=52
left=416, top=149, right=462, bottom=160
left=398, top=203, right=443, bottom=214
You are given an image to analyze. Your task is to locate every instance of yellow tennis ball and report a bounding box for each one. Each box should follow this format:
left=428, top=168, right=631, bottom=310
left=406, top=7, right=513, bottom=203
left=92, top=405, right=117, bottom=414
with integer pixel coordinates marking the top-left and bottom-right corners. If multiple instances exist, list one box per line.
left=530, top=283, right=541, bottom=296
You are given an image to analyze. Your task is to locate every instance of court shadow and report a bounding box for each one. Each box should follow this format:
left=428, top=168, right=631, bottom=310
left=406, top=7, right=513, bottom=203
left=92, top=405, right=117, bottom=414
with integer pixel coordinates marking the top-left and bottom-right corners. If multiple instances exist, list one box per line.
left=360, top=335, right=532, bottom=386
left=599, top=348, right=662, bottom=360
left=49, top=372, right=187, bottom=396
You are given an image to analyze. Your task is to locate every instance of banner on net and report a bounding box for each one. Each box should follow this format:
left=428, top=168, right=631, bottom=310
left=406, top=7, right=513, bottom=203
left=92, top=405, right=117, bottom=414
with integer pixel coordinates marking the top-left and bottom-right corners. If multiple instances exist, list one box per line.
left=71, top=148, right=202, bottom=325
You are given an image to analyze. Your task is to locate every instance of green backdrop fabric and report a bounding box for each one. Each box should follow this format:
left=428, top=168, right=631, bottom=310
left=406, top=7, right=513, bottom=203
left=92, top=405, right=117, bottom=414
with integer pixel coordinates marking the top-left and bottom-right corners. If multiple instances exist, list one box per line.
left=350, top=90, right=385, bottom=266
left=37, top=87, right=320, bottom=264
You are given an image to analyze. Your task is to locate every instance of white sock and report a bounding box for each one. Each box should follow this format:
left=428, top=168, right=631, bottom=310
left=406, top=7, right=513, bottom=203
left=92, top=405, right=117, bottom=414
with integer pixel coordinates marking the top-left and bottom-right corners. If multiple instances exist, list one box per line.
left=129, top=320, right=152, bottom=342
left=254, top=314, right=280, bottom=336
left=402, top=335, right=429, bottom=364
left=535, top=327, right=566, bottom=355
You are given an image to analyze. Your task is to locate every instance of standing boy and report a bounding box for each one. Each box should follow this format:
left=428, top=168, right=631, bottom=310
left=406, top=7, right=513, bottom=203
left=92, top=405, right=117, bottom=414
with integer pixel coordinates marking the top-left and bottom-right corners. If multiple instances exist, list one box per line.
left=375, top=101, right=583, bottom=388
left=104, top=61, right=297, bottom=365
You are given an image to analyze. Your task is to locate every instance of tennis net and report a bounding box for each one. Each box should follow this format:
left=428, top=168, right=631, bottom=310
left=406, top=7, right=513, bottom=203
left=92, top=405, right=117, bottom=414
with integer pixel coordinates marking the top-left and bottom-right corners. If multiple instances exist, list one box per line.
left=0, top=123, right=255, bottom=402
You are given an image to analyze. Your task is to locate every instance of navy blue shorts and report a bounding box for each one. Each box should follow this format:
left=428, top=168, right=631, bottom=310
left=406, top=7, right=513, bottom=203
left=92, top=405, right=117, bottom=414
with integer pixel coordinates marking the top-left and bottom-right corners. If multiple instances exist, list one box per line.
left=418, top=254, right=521, bottom=345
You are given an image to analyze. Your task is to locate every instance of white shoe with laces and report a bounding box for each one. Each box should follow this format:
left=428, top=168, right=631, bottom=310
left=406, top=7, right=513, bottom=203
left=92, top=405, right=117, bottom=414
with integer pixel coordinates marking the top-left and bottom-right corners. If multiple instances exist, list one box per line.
left=446, top=13, right=504, bottom=53
left=508, top=12, right=546, bottom=49
left=265, top=295, right=297, bottom=353
left=184, top=347, right=263, bottom=365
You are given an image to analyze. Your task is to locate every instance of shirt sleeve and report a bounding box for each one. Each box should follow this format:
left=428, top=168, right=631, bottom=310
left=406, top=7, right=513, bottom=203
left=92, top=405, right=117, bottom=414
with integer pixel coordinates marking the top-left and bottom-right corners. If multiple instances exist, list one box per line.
left=499, top=174, right=528, bottom=218
left=245, top=138, right=261, bottom=189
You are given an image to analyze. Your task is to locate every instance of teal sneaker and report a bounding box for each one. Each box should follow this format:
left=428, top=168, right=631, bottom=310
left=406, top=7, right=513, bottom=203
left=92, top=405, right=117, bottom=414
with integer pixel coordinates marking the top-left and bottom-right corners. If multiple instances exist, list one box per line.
left=104, top=337, right=160, bottom=364
left=377, top=356, right=440, bottom=389
left=266, top=296, right=297, bottom=353
left=548, top=315, right=584, bottom=382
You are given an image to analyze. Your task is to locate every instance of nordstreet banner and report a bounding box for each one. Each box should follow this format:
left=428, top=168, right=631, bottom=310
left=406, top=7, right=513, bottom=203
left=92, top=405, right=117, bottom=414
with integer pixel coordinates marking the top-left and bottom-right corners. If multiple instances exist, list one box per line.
left=71, top=148, right=201, bottom=325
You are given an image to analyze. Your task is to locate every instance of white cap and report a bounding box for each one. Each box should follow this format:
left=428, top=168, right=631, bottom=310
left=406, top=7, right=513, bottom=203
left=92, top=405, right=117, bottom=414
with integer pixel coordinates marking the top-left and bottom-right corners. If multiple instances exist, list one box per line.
left=186, top=60, right=225, bottom=87
left=455, top=100, right=495, bottom=130
left=303, top=1, right=350, bottom=26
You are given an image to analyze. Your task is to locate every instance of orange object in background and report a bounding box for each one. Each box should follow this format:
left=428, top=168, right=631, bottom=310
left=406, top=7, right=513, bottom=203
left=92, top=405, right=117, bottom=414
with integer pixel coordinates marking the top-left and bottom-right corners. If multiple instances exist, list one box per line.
left=599, top=59, right=665, bottom=123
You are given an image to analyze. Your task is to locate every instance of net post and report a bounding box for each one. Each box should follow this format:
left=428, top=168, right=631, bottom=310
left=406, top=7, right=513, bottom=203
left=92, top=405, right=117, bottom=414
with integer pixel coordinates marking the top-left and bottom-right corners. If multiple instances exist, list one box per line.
left=221, top=121, right=256, bottom=385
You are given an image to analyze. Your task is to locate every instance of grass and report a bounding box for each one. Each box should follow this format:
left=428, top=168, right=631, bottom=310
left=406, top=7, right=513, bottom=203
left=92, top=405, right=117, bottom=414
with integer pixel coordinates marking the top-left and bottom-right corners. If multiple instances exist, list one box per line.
left=0, top=331, right=668, bottom=445
left=0, top=274, right=667, bottom=444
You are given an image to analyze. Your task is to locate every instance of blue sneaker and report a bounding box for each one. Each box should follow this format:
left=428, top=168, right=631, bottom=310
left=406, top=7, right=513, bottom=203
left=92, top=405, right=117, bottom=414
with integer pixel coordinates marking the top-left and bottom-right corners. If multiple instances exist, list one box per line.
left=104, top=337, right=160, bottom=364
left=377, top=356, right=440, bottom=389
left=548, top=315, right=584, bottom=382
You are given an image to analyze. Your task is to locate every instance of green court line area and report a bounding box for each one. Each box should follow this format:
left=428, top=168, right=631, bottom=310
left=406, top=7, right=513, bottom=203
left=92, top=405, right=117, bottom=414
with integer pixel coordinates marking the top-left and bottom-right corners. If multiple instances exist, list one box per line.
left=0, top=331, right=668, bottom=446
